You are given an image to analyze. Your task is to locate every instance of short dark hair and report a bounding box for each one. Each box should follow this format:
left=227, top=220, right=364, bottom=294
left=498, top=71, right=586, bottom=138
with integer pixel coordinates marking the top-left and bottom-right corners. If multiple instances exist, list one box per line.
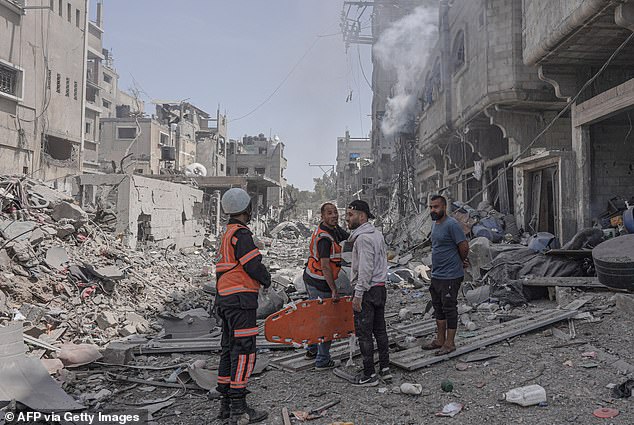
left=320, top=202, right=337, bottom=214
left=430, top=194, right=447, bottom=206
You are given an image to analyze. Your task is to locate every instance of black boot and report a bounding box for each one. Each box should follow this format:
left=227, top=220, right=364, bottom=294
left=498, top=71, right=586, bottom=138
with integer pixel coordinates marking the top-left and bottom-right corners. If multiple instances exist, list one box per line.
left=229, top=396, right=268, bottom=424
left=217, top=395, right=231, bottom=420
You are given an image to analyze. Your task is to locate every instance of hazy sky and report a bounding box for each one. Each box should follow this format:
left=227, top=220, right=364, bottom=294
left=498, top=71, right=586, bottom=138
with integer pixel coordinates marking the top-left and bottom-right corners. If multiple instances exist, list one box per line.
left=97, top=1, right=373, bottom=190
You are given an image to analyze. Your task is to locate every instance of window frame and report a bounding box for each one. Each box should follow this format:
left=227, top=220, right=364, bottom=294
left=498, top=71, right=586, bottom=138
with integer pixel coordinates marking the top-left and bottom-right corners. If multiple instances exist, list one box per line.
left=0, top=59, right=24, bottom=102
left=117, top=127, right=138, bottom=140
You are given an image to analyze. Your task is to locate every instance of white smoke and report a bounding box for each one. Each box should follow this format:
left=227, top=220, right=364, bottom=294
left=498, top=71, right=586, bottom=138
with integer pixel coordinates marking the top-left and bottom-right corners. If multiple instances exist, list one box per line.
left=374, top=6, right=438, bottom=137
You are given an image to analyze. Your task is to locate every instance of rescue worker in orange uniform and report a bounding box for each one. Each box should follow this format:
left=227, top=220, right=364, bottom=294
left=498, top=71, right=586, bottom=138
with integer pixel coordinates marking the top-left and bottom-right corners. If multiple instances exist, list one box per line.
left=303, top=202, right=349, bottom=369
left=214, top=188, right=270, bottom=424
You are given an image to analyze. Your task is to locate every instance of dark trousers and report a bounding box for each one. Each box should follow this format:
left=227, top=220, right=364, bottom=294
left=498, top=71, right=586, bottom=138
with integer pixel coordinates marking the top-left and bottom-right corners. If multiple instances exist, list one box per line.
left=216, top=305, right=258, bottom=397
left=353, top=285, right=389, bottom=377
left=429, top=277, right=463, bottom=329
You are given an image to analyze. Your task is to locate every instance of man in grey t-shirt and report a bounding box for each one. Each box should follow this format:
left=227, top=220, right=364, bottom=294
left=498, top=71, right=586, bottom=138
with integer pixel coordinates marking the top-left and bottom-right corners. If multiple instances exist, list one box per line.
left=422, top=194, right=469, bottom=355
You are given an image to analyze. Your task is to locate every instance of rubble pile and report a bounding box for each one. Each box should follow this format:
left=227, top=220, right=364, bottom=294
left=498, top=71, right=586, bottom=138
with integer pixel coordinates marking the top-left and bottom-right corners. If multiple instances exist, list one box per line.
left=0, top=175, right=212, bottom=345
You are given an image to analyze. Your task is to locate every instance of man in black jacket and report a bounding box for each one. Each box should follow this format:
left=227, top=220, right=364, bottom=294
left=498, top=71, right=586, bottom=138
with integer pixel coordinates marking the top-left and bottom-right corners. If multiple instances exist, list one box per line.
left=214, top=188, right=270, bottom=424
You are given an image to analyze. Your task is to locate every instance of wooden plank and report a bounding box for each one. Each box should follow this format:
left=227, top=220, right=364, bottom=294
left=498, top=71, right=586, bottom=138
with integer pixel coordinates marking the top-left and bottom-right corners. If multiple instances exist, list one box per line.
left=512, top=277, right=607, bottom=288
left=271, top=319, right=436, bottom=372
left=390, top=309, right=578, bottom=371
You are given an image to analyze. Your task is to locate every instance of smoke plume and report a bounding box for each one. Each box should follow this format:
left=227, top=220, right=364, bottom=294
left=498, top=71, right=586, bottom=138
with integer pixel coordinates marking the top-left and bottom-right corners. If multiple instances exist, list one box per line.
left=374, top=6, right=438, bottom=137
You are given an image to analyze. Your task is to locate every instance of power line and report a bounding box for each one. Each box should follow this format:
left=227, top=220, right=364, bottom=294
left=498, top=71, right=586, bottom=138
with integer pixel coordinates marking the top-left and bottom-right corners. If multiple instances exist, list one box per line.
left=464, top=31, right=634, bottom=205
left=229, top=37, right=320, bottom=123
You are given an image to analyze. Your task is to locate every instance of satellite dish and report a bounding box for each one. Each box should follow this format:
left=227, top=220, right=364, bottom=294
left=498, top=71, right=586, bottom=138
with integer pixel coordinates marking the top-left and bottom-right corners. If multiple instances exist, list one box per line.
left=273, top=135, right=280, bottom=142
left=184, top=163, right=207, bottom=177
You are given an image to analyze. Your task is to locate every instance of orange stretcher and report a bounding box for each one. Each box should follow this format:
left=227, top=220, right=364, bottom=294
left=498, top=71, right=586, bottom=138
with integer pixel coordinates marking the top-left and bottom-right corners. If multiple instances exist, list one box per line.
left=264, top=296, right=355, bottom=346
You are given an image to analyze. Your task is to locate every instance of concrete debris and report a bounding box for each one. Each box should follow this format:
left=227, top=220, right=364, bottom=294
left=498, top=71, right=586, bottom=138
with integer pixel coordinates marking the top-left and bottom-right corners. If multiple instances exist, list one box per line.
left=96, top=311, right=119, bottom=330
left=51, top=201, right=88, bottom=224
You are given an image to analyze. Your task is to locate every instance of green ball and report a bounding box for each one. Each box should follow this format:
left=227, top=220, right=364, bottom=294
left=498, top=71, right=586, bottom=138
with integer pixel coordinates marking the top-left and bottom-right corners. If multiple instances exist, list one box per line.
left=441, top=379, right=454, bottom=392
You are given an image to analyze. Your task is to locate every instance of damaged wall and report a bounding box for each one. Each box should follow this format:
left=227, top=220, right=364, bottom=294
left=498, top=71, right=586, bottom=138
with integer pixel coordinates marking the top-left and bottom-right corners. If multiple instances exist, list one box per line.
left=74, top=174, right=205, bottom=249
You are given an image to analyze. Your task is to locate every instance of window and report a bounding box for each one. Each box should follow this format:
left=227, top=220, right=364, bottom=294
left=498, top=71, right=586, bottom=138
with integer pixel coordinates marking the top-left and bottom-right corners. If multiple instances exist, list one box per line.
left=102, top=99, right=111, bottom=109
left=22, top=166, right=28, bottom=175
left=160, top=132, right=169, bottom=145
left=227, top=167, right=231, bottom=175
left=258, top=147, right=267, bottom=155
left=237, top=167, right=248, bottom=175
left=85, top=122, right=92, bottom=135
left=255, top=167, right=265, bottom=175
left=75, top=9, right=80, bottom=28
left=50, top=0, right=54, bottom=11
left=103, top=73, right=112, bottom=84
left=67, top=3, right=71, bottom=23
left=56, top=73, right=61, bottom=93
left=135, top=169, right=144, bottom=174
left=0, top=63, right=18, bottom=97
left=117, top=127, right=137, bottom=139
left=452, top=30, right=466, bottom=74
left=220, top=164, right=224, bottom=172
left=58, top=0, right=62, bottom=16
left=47, top=69, right=51, bottom=89
left=73, top=81, right=77, bottom=100
left=65, top=77, right=70, bottom=97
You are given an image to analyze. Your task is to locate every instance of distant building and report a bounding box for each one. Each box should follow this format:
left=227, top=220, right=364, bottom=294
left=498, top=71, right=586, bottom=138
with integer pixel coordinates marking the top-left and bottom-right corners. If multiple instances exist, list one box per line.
left=0, top=0, right=87, bottom=185
left=336, top=130, right=372, bottom=206
left=99, top=116, right=170, bottom=175
left=226, top=134, right=287, bottom=208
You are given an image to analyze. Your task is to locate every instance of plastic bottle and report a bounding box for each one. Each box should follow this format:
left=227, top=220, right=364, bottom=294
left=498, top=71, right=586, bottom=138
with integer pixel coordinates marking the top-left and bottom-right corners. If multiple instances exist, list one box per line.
left=503, top=385, right=547, bottom=407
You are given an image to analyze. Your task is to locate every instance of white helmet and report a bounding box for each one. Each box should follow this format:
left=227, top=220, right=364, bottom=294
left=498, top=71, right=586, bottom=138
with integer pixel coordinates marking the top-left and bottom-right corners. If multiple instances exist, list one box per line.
left=221, top=188, right=252, bottom=215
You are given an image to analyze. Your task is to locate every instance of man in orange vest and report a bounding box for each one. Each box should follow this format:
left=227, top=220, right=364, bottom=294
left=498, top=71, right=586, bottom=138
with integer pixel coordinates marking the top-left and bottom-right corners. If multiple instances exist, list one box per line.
left=303, top=202, right=349, bottom=369
left=214, top=188, right=270, bottom=424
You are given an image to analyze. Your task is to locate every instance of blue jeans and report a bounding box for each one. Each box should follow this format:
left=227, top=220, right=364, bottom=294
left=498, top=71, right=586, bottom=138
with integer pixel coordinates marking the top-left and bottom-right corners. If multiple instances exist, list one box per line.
left=305, top=283, right=333, bottom=367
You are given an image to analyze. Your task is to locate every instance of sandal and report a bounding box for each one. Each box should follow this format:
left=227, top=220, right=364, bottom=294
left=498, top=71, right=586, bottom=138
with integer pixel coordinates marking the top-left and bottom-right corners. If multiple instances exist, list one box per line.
left=434, top=346, right=456, bottom=356
left=421, top=340, right=443, bottom=350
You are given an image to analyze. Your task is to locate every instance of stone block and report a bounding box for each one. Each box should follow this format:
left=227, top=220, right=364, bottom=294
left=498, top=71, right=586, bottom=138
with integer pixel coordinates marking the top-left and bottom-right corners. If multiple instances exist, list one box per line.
left=119, top=324, right=137, bottom=337
left=96, top=312, right=118, bottom=330
left=101, top=342, right=135, bottom=365
left=56, top=224, right=76, bottom=238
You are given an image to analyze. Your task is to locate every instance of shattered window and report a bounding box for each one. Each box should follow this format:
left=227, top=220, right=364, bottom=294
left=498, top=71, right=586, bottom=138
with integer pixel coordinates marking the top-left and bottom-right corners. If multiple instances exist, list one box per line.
left=0, top=64, right=18, bottom=97
left=237, top=167, right=248, bottom=175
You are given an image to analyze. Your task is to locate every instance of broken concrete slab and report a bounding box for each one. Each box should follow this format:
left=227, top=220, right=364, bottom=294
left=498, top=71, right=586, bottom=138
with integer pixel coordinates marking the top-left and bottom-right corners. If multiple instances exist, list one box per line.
left=44, top=246, right=69, bottom=271
left=125, top=312, right=150, bottom=333
left=91, top=265, right=126, bottom=281
left=0, top=323, right=84, bottom=411
left=96, top=312, right=119, bottom=330
left=51, top=201, right=88, bottom=223
left=0, top=220, right=38, bottom=242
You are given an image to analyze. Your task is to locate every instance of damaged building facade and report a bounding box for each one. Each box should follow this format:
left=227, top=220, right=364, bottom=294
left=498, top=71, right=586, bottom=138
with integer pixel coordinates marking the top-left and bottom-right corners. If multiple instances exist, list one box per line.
left=74, top=174, right=204, bottom=249
left=98, top=103, right=227, bottom=177
left=402, top=0, right=634, bottom=244
left=226, top=134, right=287, bottom=209
left=0, top=0, right=87, bottom=184
left=335, top=130, right=372, bottom=205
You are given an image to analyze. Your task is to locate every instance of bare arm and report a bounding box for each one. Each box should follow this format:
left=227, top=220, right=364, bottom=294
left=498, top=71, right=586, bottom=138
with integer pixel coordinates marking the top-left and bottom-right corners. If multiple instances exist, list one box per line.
left=458, top=240, right=470, bottom=267
left=320, top=257, right=339, bottom=299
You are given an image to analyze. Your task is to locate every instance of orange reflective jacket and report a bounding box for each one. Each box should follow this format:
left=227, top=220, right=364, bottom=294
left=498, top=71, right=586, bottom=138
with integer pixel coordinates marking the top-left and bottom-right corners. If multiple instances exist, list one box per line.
left=215, top=223, right=261, bottom=297
left=305, top=226, right=342, bottom=282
